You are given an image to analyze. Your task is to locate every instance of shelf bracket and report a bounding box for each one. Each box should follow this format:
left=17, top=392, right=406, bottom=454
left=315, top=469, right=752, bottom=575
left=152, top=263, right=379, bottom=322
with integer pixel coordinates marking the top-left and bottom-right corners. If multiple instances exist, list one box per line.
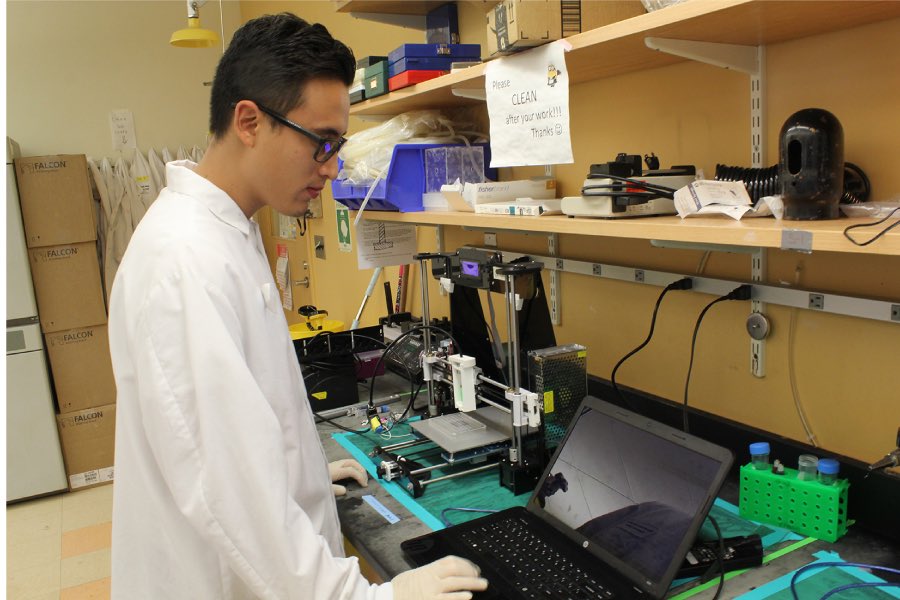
left=436, top=225, right=447, bottom=296
left=644, top=37, right=760, bottom=74
left=548, top=233, right=561, bottom=325
left=750, top=247, right=767, bottom=378
left=645, top=38, right=766, bottom=166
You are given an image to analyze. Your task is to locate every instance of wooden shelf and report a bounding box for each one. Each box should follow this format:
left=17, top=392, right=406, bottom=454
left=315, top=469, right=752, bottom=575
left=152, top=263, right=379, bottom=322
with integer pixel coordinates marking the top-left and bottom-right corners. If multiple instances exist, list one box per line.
left=350, top=0, right=900, bottom=117
left=347, top=0, right=900, bottom=258
left=356, top=210, right=900, bottom=256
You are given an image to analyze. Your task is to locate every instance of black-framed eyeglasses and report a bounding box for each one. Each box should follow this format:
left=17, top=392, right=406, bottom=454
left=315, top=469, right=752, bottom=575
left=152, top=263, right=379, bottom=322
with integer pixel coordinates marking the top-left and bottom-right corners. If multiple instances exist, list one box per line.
left=256, top=103, right=346, bottom=163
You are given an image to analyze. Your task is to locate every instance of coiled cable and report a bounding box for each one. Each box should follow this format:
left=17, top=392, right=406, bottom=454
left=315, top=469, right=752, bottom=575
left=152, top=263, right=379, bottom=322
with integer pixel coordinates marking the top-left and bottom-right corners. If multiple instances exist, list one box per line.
left=714, top=162, right=870, bottom=205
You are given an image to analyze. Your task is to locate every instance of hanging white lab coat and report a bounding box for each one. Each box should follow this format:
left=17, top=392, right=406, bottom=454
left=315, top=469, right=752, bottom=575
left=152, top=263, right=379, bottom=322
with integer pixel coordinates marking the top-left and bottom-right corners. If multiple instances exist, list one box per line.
left=108, top=161, right=392, bottom=600
left=102, top=157, right=135, bottom=299
left=147, top=147, right=166, bottom=190
left=129, top=150, right=158, bottom=227
left=87, top=157, right=111, bottom=290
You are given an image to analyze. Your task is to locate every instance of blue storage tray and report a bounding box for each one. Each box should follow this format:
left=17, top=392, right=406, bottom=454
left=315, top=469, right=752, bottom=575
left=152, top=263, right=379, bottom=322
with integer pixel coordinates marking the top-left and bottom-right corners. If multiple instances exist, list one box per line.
left=388, top=56, right=456, bottom=78
left=332, top=143, right=495, bottom=212
left=388, top=43, right=481, bottom=65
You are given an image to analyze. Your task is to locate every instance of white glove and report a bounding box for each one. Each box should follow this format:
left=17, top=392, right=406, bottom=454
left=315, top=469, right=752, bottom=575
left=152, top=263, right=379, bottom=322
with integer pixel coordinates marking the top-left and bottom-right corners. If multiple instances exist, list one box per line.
left=391, top=555, right=489, bottom=600
left=328, top=458, right=368, bottom=496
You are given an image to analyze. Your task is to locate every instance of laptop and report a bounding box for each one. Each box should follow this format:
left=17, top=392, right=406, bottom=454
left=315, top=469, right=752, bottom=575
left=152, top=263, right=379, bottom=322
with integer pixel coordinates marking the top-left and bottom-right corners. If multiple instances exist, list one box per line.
left=401, top=396, right=733, bottom=599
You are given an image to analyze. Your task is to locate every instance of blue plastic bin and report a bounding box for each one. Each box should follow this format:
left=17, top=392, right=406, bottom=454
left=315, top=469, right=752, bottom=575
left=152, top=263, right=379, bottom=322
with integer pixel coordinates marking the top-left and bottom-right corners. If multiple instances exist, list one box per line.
left=332, top=143, right=495, bottom=212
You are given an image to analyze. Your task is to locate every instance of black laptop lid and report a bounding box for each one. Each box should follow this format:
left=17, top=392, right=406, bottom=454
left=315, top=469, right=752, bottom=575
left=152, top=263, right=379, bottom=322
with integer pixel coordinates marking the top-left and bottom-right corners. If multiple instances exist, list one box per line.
left=526, top=397, right=733, bottom=598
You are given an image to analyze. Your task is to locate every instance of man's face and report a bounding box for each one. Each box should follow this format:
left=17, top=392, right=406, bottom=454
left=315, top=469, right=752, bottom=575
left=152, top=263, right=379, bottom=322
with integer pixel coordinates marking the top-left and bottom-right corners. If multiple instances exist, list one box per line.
left=255, top=78, right=350, bottom=217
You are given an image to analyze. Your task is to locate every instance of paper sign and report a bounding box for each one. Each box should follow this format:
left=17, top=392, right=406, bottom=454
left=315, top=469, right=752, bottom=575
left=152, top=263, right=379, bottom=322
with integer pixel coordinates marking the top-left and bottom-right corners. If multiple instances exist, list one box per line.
left=275, top=244, right=293, bottom=310
left=356, top=221, right=417, bottom=269
left=109, top=109, right=137, bottom=151
left=485, top=41, right=573, bottom=168
left=336, top=202, right=352, bottom=253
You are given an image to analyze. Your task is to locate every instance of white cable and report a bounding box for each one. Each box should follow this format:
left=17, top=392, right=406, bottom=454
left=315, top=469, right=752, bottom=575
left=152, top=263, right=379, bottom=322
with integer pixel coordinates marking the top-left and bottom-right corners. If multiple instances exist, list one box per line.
left=351, top=266, right=383, bottom=329
left=218, top=0, right=225, bottom=54
left=352, top=169, right=384, bottom=226
left=696, top=250, right=711, bottom=274
left=788, top=264, right=818, bottom=446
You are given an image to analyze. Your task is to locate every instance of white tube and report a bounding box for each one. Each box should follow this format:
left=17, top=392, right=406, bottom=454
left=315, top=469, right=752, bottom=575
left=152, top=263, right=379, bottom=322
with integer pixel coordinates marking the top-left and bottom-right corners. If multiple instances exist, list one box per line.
left=351, top=267, right=383, bottom=329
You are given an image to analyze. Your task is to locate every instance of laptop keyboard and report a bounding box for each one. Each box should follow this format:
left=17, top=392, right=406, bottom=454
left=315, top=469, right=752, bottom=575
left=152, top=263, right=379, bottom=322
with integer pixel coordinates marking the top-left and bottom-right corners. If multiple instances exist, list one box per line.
left=460, top=516, right=617, bottom=600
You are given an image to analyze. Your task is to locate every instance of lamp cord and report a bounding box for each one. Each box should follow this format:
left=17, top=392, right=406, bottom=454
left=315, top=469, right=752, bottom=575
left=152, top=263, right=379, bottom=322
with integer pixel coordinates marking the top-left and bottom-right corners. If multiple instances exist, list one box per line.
left=218, top=0, right=225, bottom=53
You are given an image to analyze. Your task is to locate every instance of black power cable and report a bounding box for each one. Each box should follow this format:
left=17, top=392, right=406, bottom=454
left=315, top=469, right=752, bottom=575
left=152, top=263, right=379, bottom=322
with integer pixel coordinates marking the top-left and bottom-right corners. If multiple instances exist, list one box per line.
left=708, top=515, right=726, bottom=600
left=582, top=172, right=679, bottom=200
left=843, top=206, right=900, bottom=247
left=683, top=285, right=752, bottom=433
left=610, top=278, right=693, bottom=407
left=366, top=323, right=460, bottom=417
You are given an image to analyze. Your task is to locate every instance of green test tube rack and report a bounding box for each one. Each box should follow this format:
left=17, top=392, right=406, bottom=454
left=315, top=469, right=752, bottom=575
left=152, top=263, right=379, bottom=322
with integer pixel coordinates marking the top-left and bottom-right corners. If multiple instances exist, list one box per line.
left=738, top=463, right=849, bottom=543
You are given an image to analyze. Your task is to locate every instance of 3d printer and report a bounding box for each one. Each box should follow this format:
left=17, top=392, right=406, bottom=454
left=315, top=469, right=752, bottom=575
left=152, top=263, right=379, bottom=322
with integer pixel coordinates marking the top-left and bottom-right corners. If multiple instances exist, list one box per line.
left=371, top=249, right=585, bottom=497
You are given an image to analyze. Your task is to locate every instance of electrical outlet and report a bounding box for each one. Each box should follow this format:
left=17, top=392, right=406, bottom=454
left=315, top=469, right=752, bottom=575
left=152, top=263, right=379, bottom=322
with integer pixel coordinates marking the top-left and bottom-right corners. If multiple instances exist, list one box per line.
left=484, top=232, right=497, bottom=247
left=808, top=293, right=824, bottom=310
left=892, top=304, right=900, bottom=322
left=592, top=264, right=602, bottom=276
left=634, top=269, right=645, bottom=283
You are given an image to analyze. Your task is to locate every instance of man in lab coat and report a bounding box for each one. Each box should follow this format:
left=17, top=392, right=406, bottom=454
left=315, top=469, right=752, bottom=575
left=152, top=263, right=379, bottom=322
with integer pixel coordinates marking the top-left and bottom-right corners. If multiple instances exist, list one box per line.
left=108, top=13, right=488, bottom=600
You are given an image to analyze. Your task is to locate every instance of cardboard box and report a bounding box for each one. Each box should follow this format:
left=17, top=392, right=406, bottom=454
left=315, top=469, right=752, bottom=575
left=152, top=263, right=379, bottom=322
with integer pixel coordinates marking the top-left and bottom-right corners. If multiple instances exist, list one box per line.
left=13, top=154, right=97, bottom=248
left=363, top=61, right=389, bottom=99
left=46, top=324, right=116, bottom=414
left=487, top=0, right=645, bottom=56
left=57, top=404, right=116, bottom=491
left=28, top=241, right=107, bottom=333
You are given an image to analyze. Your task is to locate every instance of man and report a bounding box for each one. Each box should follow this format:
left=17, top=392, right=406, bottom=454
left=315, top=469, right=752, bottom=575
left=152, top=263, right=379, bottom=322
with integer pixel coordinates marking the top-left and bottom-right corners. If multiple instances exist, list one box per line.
left=109, top=13, right=488, bottom=600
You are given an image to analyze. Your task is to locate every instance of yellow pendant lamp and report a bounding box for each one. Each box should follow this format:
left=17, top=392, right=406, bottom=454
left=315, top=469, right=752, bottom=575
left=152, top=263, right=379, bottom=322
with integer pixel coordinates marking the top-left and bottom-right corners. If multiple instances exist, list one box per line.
left=170, top=0, right=219, bottom=48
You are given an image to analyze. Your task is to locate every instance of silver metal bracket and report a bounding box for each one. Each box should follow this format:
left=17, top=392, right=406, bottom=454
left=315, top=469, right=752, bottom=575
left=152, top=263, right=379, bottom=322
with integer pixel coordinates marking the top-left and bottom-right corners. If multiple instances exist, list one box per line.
left=645, top=38, right=766, bottom=167
left=548, top=233, right=561, bottom=325
left=436, top=225, right=447, bottom=296
left=750, top=248, right=767, bottom=378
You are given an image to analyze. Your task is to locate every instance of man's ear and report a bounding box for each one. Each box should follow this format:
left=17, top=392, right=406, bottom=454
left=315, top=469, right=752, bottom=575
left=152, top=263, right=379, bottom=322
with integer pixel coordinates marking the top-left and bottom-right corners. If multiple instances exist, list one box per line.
left=233, top=100, right=262, bottom=148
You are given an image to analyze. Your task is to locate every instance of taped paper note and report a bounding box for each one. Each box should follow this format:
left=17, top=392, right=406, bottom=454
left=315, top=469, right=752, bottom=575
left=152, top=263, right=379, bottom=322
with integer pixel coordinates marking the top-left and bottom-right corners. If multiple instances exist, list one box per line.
left=356, top=221, right=417, bottom=269
left=485, top=40, right=573, bottom=168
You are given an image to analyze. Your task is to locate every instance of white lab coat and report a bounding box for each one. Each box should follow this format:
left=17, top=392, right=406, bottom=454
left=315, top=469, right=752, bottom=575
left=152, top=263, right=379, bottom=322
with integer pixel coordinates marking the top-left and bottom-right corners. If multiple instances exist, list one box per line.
left=108, top=161, right=393, bottom=600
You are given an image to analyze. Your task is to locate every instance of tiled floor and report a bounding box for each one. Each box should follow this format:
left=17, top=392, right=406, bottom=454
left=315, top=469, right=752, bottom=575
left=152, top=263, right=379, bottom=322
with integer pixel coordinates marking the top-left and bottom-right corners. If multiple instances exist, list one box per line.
left=7, top=484, right=113, bottom=600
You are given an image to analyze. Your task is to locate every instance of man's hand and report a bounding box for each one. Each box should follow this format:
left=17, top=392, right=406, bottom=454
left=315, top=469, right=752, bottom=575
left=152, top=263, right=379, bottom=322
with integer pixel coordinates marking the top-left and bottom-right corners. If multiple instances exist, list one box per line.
left=392, top=556, right=489, bottom=600
left=328, top=458, right=368, bottom=496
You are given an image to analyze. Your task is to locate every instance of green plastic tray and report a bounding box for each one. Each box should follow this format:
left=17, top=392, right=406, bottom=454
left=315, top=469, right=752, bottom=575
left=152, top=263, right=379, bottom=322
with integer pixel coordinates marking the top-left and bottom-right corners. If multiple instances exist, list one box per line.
left=738, top=463, right=849, bottom=543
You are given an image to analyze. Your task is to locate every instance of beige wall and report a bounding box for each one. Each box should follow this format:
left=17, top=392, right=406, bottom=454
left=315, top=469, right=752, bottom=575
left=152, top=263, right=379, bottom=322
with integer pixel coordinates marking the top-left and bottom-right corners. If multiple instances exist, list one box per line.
left=252, top=4, right=899, bottom=463
left=10, top=0, right=895, bottom=463
left=7, top=0, right=243, bottom=158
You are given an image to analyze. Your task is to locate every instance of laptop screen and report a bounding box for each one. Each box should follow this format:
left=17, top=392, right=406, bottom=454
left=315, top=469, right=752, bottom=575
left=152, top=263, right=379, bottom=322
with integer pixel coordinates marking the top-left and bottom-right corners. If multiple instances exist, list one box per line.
left=528, top=402, right=730, bottom=592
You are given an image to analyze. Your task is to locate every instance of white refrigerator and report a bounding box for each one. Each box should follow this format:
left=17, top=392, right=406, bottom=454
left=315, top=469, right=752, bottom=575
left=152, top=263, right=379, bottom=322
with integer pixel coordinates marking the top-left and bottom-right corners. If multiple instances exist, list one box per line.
left=6, top=140, right=68, bottom=501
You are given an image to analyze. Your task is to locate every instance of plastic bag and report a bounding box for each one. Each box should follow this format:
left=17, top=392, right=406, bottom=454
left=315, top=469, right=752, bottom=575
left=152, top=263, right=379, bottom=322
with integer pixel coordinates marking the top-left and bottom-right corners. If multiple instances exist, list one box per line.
left=839, top=201, right=900, bottom=218
left=338, top=110, right=486, bottom=185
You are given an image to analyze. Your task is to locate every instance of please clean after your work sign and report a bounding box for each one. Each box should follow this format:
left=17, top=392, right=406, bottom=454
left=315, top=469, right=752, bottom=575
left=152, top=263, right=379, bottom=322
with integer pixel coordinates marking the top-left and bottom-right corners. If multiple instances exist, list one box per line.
left=485, top=40, right=574, bottom=168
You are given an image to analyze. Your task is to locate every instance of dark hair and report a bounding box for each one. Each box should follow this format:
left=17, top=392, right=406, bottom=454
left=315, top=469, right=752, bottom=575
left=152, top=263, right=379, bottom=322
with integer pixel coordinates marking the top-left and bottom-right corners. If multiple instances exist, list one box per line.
left=208, top=13, right=355, bottom=137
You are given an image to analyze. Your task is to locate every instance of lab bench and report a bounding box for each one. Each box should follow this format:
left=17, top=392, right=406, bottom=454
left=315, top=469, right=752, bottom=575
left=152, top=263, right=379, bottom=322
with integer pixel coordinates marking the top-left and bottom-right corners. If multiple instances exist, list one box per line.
left=317, top=393, right=900, bottom=596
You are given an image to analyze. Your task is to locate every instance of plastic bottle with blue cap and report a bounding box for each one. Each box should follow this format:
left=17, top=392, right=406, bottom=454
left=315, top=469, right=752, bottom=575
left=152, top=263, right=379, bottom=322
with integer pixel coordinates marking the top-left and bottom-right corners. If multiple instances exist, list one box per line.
left=817, top=458, right=840, bottom=485
left=749, top=442, right=770, bottom=470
